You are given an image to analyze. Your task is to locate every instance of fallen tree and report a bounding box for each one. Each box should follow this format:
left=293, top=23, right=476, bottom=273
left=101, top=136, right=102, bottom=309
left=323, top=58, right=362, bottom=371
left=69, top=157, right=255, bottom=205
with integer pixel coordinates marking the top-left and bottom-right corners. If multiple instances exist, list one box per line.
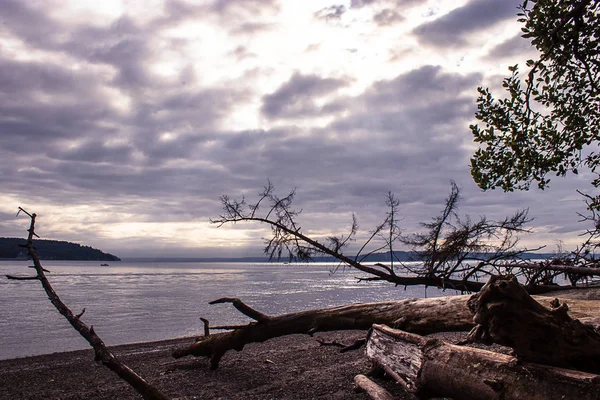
left=366, top=324, right=600, bottom=400
left=171, top=292, right=600, bottom=369
left=213, top=181, right=600, bottom=294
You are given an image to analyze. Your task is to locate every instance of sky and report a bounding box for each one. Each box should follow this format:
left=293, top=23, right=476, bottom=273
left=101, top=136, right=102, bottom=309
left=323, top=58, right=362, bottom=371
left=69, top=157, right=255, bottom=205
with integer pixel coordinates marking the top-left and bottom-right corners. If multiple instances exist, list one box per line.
left=0, top=0, right=594, bottom=258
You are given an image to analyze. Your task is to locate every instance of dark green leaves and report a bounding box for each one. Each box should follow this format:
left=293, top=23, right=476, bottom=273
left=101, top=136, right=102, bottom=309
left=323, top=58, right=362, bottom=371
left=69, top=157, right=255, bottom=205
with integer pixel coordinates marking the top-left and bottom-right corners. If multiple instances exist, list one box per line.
left=470, top=0, right=600, bottom=207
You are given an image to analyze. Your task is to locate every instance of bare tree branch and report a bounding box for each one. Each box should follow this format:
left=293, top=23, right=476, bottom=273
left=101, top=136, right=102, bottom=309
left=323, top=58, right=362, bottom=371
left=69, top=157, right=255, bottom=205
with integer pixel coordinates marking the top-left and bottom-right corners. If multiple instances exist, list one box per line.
left=10, top=209, right=169, bottom=400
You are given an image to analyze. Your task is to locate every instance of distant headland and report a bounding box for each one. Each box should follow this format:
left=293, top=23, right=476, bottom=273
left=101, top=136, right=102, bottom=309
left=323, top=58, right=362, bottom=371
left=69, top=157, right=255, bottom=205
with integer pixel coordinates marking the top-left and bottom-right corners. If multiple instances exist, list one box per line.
left=0, top=238, right=120, bottom=261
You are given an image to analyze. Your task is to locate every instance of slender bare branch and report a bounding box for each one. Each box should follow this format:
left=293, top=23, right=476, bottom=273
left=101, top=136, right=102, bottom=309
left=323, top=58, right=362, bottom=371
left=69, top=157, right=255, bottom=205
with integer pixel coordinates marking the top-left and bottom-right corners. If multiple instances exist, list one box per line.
left=11, top=209, right=169, bottom=400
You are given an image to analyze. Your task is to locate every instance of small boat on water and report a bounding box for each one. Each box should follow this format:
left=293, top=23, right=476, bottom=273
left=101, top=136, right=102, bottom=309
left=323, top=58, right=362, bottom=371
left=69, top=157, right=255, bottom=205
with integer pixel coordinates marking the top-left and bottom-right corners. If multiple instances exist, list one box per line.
left=100, top=263, right=109, bottom=266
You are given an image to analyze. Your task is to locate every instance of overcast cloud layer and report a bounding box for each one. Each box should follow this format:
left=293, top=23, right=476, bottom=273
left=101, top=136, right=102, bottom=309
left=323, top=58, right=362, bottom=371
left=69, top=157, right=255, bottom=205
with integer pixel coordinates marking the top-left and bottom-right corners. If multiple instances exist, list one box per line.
left=0, top=0, right=591, bottom=257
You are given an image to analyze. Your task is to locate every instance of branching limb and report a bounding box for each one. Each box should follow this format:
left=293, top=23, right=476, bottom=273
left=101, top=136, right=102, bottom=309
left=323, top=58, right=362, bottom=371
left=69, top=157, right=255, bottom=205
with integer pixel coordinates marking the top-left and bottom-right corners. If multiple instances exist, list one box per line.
left=209, top=298, right=270, bottom=322
left=11, top=209, right=169, bottom=400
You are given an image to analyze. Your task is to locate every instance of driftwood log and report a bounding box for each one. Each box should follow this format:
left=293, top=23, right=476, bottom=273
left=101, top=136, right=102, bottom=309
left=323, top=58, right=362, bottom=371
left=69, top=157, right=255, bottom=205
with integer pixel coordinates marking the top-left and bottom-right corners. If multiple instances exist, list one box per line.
left=468, top=274, right=600, bottom=372
left=172, top=293, right=600, bottom=368
left=366, top=324, right=600, bottom=400
left=353, top=374, right=396, bottom=400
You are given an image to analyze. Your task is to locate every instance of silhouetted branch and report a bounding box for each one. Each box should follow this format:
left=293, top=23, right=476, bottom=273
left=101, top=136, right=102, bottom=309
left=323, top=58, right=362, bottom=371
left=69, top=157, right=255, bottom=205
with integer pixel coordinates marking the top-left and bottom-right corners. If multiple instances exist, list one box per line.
left=11, top=209, right=169, bottom=400
left=213, top=181, right=581, bottom=293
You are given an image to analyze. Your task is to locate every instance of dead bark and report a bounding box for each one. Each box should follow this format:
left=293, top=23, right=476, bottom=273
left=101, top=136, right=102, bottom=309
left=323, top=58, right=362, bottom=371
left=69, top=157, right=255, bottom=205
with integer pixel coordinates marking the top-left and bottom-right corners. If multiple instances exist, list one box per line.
left=366, top=324, right=600, bottom=400
left=172, top=293, right=600, bottom=368
left=468, top=274, right=600, bottom=372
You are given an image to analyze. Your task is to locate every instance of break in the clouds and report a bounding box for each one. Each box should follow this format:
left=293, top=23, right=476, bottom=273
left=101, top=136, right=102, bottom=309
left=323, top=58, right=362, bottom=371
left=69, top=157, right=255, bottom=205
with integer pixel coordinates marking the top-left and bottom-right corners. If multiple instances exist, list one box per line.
left=0, top=0, right=591, bottom=257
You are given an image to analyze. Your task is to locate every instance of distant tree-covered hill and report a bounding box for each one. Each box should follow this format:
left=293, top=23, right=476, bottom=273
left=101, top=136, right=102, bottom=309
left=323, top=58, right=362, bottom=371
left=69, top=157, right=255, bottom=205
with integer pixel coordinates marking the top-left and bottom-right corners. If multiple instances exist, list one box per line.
left=0, top=238, right=120, bottom=261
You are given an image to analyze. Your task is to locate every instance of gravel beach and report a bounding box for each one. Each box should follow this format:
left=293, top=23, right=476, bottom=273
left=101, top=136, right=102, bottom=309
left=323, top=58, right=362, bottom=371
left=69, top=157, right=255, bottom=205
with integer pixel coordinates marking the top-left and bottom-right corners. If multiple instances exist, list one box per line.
left=0, top=330, right=415, bottom=400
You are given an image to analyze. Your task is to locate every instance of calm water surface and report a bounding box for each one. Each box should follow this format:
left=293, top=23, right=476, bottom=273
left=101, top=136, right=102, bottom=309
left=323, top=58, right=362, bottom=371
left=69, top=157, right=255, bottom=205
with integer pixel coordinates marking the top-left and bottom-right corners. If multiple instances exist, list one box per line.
left=0, top=260, right=456, bottom=359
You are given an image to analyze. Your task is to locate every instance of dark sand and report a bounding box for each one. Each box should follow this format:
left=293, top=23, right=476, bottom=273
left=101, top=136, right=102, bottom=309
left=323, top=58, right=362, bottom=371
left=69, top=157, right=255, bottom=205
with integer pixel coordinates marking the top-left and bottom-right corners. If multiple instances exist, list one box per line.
left=2, top=288, right=597, bottom=400
left=0, top=330, right=417, bottom=400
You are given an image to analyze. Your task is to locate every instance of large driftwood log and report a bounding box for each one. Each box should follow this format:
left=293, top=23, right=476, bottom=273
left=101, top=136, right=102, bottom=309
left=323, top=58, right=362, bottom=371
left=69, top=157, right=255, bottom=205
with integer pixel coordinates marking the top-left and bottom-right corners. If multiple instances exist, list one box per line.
left=172, top=294, right=600, bottom=368
left=468, top=274, right=600, bottom=372
left=366, top=324, right=600, bottom=400
left=172, top=296, right=474, bottom=368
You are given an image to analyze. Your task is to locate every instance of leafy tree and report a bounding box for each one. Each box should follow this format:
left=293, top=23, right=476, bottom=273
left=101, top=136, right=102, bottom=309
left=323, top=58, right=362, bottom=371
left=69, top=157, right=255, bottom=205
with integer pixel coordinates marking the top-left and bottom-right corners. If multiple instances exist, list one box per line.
left=470, top=0, right=600, bottom=208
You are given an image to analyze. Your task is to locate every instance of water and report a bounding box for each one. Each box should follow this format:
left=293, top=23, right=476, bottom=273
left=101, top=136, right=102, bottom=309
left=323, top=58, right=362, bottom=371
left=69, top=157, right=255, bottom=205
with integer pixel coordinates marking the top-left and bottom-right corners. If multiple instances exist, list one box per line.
left=0, top=260, right=457, bottom=360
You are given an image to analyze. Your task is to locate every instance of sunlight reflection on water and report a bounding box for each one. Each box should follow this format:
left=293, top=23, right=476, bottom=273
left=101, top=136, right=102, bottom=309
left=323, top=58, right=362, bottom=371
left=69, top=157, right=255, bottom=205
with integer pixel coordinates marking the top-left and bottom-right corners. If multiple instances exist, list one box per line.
left=0, top=260, right=458, bottom=359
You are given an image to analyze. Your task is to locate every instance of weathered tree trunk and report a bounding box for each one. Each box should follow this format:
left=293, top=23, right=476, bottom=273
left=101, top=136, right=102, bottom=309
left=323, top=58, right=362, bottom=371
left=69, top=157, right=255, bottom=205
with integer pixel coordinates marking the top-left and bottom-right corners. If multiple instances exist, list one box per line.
left=172, top=294, right=600, bottom=368
left=366, top=324, right=600, bottom=400
left=468, top=274, right=600, bottom=372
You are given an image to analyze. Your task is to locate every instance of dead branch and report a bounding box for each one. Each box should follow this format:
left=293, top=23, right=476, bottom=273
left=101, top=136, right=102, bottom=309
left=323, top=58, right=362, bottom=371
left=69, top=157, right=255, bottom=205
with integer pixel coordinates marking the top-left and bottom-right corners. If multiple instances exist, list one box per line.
left=213, top=182, right=590, bottom=294
left=12, top=209, right=168, bottom=400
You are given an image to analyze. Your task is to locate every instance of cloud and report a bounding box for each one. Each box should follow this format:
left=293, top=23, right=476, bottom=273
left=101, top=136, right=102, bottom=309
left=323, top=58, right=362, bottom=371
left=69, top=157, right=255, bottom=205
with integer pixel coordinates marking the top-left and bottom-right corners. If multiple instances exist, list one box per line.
left=0, top=0, right=61, bottom=49
left=350, top=0, right=377, bottom=8
left=413, top=0, right=521, bottom=48
left=261, top=73, right=349, bottom=119
left=211, top=0, right=280, bottom=14
left=373, top=9, right=404, bottom=26
left=229, top=22, right=275, bottom=35
left=363, top=65, right=480, bottom=107
left=0, top=0, right=588, bottom=257
left=314, top=5, right=347, bottom=21
left=486, top=33, right=536, bottom=60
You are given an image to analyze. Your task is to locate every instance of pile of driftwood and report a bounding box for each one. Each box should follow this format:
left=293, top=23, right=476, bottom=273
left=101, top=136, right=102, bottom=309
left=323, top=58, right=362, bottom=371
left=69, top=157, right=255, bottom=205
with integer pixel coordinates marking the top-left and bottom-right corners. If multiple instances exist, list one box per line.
left=172, top=275, right=600, bottom=399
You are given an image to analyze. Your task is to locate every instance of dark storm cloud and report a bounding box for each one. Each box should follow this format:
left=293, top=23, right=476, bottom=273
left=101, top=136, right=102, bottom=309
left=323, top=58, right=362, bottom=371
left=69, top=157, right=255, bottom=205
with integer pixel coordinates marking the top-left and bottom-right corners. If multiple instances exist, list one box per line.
left=261, top=73, right=349, bottom=119
left=413, top=0, right=521, bottom=48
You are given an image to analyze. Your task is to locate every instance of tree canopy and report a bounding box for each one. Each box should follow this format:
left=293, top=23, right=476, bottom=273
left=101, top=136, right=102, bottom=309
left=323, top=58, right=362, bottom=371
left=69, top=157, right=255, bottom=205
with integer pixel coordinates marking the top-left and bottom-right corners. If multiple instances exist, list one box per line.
left=470, top=0, right=600, bottom=206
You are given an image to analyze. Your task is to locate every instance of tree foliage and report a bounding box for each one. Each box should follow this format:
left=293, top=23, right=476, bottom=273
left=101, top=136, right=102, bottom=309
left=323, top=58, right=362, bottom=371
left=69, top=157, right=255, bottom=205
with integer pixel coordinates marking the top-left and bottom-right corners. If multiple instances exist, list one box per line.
left=470, top=0, right=600, bottom=203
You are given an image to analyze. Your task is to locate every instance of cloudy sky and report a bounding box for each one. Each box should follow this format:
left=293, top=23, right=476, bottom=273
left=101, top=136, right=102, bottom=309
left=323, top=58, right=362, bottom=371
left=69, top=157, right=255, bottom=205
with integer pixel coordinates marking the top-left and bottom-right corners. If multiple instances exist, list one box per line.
left=0, top=0, right=592, bottom=258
